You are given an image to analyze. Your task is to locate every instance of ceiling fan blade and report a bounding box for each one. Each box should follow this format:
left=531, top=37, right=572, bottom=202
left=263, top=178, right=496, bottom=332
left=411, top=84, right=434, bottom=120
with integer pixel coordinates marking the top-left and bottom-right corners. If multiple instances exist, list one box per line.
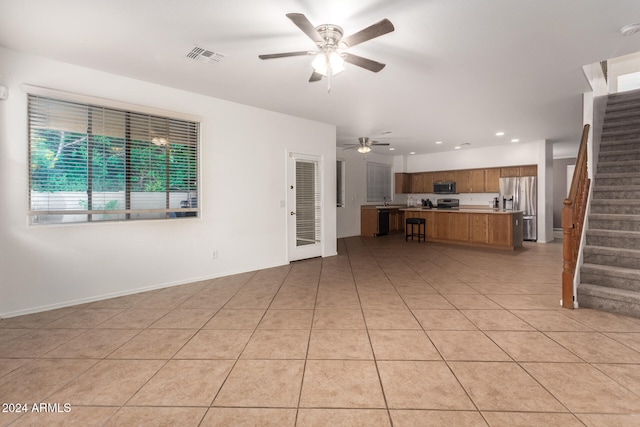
left=259, top=51, right=312, bottom=60
left=341, top=18, right=394, bottom=48
left=342, top=145, right=361, bottom=150
left=309, top=71, right=323, bottom=82
left=286, top=13, right=325, bottom=45
left=371, top=142, right=390, bottom=146
left=343, top=53, right=386, bottom=72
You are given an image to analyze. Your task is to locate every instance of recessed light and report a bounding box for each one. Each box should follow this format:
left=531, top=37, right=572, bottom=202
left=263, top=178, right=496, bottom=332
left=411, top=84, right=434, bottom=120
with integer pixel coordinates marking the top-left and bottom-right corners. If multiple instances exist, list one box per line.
left=511, top=138, right=519, bottom=143
left=389, top=147, right=395, bottom=151
left=454, top=146, right=461, bottom=150
left=435, top=141, right=443, bottom=144
left=496, top=132, right=505, bottom=136
left=409, top=151, right=416, bottom=155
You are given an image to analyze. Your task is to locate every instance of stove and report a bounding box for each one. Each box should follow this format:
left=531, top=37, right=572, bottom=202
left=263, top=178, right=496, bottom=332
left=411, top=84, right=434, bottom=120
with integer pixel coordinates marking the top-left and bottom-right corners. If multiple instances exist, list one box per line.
left=436, top=198, right=460, bottom=209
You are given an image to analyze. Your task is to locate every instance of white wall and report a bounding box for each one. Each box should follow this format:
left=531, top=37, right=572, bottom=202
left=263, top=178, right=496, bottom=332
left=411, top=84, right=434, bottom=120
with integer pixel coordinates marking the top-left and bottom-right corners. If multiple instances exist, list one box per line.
left=0, top=47, right=337, bottom=317
left=405, top=140, right=554, bottom=243
left=336, top=148, right=395, bottom=238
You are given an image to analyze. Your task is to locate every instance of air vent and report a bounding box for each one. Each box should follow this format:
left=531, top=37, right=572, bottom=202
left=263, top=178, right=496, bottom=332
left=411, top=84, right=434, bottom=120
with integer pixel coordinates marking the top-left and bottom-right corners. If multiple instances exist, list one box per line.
left=187, top=46, right=225, bottom=63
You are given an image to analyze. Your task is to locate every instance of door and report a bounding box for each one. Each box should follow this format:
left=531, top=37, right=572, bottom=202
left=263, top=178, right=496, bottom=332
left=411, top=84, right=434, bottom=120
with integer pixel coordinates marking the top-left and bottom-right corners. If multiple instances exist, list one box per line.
left=287, top=152, right=323, bottom=261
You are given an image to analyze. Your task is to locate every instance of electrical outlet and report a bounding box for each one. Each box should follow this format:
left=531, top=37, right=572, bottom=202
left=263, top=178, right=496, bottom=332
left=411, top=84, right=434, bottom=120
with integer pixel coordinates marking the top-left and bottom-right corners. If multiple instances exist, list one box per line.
left=212, top=250, right=218, bottom=259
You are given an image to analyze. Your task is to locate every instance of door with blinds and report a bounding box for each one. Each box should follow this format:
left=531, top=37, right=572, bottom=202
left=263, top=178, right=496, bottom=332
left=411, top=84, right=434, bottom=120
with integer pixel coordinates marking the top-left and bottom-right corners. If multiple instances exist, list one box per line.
left=287, top=153, right=322, bottom=261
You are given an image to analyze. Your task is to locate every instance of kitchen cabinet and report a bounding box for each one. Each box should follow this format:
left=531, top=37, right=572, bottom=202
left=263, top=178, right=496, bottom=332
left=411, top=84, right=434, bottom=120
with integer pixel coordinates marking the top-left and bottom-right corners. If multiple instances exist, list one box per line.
left=469, top=169, right=485, bottom=193
left=433, top=212, right=451, bottom=239
left=389, top=209, right=405, bottom=232
left=519, top=165, right=538, bottom=176
left=500, top=167, right=521, bottom=177
left=360, top=208, right=379, bottom=237
left=485, top=168, right=501, bottom=192
left=469, top=213, right=490, bottom=243
left=361, top=206, right=405, bottom=236
left=411, top=173, right=424, bottom=193
left=433, top=171, right=456, bottom=182
left=401, top=208, right=522, bottom=249
left=490, top=214, right=513, bottom=246
left=455, top=170, right=470, bottom=193
left=422, top=172, right=434, bottom=194
left=450, top=213, right=469, bottom=241
left=395, top=173, right=411, bottom=194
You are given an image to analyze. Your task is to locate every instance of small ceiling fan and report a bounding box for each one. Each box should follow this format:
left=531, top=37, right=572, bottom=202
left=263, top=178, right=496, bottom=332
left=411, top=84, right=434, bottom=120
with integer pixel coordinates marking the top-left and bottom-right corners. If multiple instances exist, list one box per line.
left=343, top=137, right=390, bottom=153
left=259, top=13, right=394, bottom=88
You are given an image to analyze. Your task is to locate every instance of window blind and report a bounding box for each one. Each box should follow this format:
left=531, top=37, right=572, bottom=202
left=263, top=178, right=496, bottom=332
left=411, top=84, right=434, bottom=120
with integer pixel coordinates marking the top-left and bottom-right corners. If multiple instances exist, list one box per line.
left=366, top=162, right=392, bottom=202
left=28, top=94, right=199, bottom=224
left=336, top=159, right=345, bottom=207
left=296, top=159, right=321, bottom=246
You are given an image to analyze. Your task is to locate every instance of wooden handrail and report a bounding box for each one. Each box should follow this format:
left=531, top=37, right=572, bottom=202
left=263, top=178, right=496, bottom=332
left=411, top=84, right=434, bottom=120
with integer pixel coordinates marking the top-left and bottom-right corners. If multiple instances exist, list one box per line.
left=562, top=124, right=591, bottom=309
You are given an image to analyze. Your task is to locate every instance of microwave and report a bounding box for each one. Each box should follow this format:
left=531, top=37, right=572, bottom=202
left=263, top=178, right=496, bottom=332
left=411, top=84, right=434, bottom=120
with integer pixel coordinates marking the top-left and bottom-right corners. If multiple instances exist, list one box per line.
left=433, top=181, right=457, bottom=194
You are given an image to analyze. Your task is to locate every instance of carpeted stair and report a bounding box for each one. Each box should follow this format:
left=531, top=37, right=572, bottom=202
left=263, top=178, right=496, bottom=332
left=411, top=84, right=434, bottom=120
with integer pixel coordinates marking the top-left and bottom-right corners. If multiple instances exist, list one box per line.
left=577, top=89, right=640, bottom=318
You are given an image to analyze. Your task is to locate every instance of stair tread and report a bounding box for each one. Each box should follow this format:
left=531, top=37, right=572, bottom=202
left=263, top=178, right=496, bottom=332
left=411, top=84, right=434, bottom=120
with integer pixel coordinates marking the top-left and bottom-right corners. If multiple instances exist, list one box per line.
left=582, top=263, right=640, bottom=277
left=587, top=228, right=640, bottom=236
left=598, top=159, right=640, bottom=165
left=593, top=184, right=640, bottom=190
left=596, top=172, right=640, bottom=177
left=589, top=213, right=640, bottom=220
left=579, top=283, right=640, bottom=299
left=585, top=245, right=640, bottom=257
left=599, top=148, right=640, bottom=155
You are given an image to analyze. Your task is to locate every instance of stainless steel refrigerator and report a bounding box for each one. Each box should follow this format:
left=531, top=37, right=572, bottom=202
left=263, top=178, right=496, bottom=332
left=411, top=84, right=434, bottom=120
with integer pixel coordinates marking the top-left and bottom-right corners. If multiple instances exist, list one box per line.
left=499, top=176, right=537, bottom=241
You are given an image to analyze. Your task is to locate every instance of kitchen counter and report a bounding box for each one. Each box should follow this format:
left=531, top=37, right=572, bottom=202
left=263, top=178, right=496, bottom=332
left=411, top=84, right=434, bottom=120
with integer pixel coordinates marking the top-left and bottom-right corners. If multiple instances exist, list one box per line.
left=403, top=208, right=523, bottom=250
left=401, top=207, right=523, bottom=215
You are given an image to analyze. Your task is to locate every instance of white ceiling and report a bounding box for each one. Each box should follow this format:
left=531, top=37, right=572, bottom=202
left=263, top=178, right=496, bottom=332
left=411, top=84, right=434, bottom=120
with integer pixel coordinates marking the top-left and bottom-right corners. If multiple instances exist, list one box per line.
left=1, top=0, right=640, bottom=157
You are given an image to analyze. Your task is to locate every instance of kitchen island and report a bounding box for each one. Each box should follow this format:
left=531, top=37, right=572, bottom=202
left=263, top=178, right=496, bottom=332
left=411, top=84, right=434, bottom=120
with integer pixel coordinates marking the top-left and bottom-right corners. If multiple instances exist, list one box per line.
left=401, top=207, right=523, bottom=250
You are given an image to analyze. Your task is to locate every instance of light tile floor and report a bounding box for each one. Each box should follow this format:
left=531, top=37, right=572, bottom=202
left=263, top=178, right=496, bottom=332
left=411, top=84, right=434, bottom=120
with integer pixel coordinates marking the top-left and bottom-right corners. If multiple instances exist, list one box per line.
left=2, top=237, right=640, bottom=426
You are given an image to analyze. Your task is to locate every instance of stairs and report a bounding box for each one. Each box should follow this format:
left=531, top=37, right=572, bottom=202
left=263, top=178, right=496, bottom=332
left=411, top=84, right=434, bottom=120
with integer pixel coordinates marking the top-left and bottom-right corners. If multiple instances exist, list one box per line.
left=577, top=89, right=640, bottom=318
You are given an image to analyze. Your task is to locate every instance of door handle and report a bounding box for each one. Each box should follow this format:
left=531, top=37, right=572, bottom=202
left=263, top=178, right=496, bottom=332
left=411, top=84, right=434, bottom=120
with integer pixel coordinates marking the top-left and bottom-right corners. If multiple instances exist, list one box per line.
left=290, top=211, right=296, bottom=215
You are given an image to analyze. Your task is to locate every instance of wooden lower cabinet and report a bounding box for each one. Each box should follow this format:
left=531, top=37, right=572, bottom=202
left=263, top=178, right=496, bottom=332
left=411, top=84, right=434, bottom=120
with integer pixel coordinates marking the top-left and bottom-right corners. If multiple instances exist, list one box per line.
left=433, top=212, right=451, bottom=240
left=469, top=213, right=490, bottom=243
left=403, top=209, right=522, bottom=249
left=450, top=213, right=469, bottom=241
left=490, top=214, right=513, bottom=246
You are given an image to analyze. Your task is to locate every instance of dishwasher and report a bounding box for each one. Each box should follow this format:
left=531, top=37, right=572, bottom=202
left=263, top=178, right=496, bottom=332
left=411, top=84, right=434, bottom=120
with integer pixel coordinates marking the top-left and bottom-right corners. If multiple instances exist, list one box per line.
left=376, top=209, right=390, bottom=236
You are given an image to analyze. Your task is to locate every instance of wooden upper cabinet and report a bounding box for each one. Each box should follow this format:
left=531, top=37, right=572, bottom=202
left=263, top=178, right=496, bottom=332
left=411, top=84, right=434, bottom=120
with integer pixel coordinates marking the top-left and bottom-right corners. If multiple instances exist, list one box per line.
left=433, top=171, right=456, bottom=182
left=519, top=165, right=538, bottom=176
left=411, top=173, right=424, bottom=193
left=455, top=170, right=470, bottom=193
left=485, top=168, right=501, bottom=193
left=500, top=167, right=521, bottom=177
left=394, top=173, right=411, bottom=194
left=468, top=169, right=485, bottom=193
left=422, top=172, right=434, bottom=193
left=442, top=171, right=455, bottom=181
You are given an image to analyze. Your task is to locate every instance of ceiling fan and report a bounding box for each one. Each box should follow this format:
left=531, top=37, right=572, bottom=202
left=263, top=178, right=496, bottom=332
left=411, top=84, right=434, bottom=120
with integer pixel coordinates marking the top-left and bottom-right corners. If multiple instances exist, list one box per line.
left=258, top=13, right=394, bottom=89
left=343, top=137, right=390, bottom=153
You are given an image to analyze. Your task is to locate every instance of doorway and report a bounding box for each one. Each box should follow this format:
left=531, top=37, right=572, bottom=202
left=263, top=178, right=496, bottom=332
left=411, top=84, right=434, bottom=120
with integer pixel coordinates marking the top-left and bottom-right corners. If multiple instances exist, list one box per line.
left=287, top=152, right=323, bottom=261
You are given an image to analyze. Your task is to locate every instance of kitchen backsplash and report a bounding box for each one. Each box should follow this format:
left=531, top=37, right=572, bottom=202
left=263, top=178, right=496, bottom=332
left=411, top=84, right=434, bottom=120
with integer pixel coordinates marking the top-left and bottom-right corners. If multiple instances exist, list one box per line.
left=397, top=192, right=500, bottom=207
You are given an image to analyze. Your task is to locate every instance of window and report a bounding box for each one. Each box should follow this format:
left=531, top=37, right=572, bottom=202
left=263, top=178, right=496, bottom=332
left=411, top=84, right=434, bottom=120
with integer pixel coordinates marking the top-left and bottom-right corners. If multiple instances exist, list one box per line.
left=617, top=71, right=640, bottom=93
left=336, top=159, right=345, bottom=207
left=28, top=94, right=199, bottom=224
left=366, top=162, right=392, bottom=202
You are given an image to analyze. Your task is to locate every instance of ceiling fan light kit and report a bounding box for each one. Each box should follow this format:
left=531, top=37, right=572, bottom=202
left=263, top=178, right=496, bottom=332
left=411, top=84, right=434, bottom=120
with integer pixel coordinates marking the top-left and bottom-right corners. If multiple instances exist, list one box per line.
left=259, top=13, right=394, bottom=92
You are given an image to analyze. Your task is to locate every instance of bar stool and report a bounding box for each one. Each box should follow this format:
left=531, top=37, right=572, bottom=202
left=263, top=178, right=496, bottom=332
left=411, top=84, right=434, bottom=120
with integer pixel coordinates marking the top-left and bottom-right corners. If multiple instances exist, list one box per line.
left=405, top=217, right=426, bottom=242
